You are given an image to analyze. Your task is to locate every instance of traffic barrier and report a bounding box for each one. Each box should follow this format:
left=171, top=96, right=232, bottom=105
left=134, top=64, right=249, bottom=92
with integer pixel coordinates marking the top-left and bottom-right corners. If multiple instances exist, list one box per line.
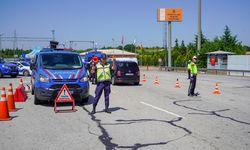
left=0, top=87, right=12, bottom=121
left=154, top=76, right=159, bottom=85
left=175, top=78, right=181, bottom=88
left=213, top=83, right=221, bottom=94
left=7, top=84, right=17, bottom=112
left=141, top=74, right=146, bottom=82
left=14, top=84, right=27, bottom=102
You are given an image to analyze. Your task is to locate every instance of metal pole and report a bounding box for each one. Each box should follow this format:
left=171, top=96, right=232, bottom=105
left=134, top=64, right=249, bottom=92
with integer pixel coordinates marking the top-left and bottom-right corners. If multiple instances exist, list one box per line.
left=52, top=30, right=55, bottom=41
left=197, top=0, right=202, bottom=52
left=164, top=22, right=167, bottom=66
left=0, top=33, right=3, bottom=50
left=93, top=41, right=95, bottom=51
left=168, top=21, right=172, bottom=67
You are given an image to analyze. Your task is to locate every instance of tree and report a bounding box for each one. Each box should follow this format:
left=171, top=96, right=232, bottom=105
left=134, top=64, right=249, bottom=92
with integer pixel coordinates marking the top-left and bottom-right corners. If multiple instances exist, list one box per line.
left=124, top=44, right=135, bottom=52
left=174, top=39, right=179, bottom=50
left=179, top=40, right=186, bottom=55
left=195, top=31, right=207, bottom=50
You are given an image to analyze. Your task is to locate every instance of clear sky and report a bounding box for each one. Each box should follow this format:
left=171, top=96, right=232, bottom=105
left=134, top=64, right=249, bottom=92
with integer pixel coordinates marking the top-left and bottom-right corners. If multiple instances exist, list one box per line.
left=1, top=0, right=250, bottom=49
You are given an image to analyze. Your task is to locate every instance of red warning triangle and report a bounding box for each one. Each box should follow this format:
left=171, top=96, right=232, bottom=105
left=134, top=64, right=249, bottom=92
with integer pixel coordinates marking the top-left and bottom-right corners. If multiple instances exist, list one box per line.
left=55, top=84, right=74, bottom=102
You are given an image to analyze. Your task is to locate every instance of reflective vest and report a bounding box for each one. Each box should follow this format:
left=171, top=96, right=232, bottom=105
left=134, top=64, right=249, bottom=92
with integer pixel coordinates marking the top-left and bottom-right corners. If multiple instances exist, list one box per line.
left=191, top=62, right=197, bottom=75
left=187, top=63, right=191, bottom=70
left=96, top=63, right=111, bottom=82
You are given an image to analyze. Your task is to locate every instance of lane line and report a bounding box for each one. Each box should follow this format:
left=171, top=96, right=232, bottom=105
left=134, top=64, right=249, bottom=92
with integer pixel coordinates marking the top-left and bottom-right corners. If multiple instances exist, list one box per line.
left=140, top=101, right=184, bottom=118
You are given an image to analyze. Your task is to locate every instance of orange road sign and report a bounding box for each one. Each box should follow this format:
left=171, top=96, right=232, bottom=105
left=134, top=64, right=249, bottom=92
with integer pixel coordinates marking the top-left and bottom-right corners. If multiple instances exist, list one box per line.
left=157, top=8, right=183, bottom=22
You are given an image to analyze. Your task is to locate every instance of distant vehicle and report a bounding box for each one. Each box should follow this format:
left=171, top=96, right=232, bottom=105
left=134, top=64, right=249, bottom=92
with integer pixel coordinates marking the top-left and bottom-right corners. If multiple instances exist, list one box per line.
left=30, top=50, right=89, bottom=105
left=9, top=61, right=32, bottom=76
left=110, top=60, right=140, bottom=85
left=0, top=58, right=19, bottom=78
left=83, top=51, right=102, bottom=84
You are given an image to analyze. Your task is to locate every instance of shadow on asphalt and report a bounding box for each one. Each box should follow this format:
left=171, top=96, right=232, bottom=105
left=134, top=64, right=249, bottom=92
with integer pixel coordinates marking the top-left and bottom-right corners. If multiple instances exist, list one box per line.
left=173, top=99, right=250, bottom=126
left=82, top=106, right=192, bottom=150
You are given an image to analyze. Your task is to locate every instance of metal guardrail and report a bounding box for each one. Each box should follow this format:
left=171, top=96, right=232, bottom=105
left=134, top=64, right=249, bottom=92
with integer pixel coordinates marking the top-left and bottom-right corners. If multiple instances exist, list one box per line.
left=160, top=66, right=250, bottom=77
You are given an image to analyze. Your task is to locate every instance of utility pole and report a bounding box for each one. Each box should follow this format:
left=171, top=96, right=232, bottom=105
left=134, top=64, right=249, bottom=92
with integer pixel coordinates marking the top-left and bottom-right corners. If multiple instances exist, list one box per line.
left=52, top=30, right=55, bottom=41
left=168, top=22, right=172, bottom=67
left=197, top=0, right=202, bottom=53
left=13, top=30, right=17, bottom=50
left=0, top=33, right=3, bottom=50
left=163, top=22, right=167, bottom=66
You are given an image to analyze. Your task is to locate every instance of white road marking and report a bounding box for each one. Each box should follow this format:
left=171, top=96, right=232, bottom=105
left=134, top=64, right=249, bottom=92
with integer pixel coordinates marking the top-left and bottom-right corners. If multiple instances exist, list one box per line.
left=140, top=101, right=184, bottom=118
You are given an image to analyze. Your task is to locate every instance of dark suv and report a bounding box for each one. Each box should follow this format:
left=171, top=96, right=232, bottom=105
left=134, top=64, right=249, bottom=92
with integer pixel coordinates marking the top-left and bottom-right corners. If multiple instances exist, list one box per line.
left=111, top=61, right=140, bottom=85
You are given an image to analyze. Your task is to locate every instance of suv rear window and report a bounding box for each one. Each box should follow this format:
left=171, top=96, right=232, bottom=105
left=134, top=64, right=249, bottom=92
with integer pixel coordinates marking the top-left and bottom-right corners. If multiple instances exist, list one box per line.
left=117, top=62, right=139, bottom=71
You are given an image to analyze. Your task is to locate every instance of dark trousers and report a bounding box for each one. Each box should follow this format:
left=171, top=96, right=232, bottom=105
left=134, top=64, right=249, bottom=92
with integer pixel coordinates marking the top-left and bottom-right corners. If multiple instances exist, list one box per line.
left=187, top=70, right=191, bottom=79
left=188, top=75, right=197, bottom=95
left=93, top=81, right=111, bottom=109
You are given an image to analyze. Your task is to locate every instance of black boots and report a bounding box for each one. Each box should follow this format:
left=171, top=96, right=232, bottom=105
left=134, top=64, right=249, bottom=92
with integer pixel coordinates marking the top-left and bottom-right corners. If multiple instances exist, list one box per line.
left=90, top=106, right=111, bottom=114
left=91, top=106, right=96, bottom=114
left=105, top=108, right=111, bottom=114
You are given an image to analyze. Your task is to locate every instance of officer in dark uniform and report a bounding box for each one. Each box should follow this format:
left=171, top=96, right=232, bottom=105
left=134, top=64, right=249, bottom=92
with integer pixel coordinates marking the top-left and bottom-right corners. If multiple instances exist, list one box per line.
left=188, top=56, right=199, bottom=96
left=91, top=54, right=115, bottom=114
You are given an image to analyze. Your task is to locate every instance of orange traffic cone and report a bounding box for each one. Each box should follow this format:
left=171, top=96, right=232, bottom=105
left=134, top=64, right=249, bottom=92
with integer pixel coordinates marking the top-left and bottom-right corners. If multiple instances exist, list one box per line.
left=20, top=78, right=26, bottom=90
left=175, top=78, right=181, bottom=88
left=213, top=83, right=221, bottom=94
left=20, top=78, right=24, bottom=86
left=0, top=87, right=12, bottom=121
left=154, top=76, right=159, bottom=85
left=142, top=74, right=146, bottom=82
left=7, top=84, right=17, bottom=112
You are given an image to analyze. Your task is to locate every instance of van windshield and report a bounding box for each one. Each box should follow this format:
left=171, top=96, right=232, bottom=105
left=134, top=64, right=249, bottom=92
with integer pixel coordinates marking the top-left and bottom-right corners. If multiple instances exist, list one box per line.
left=41, top=53, right=82, bottom=70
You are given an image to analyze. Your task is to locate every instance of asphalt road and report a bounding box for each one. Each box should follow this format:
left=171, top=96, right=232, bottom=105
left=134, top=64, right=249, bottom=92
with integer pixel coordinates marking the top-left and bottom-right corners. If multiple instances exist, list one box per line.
left=0, top=71, right=250, bottom=150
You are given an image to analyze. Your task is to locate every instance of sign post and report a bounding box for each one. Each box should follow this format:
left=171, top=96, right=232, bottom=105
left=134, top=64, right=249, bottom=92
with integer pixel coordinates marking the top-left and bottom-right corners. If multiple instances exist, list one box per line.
left=157, top=8, right=183, bottom=68
left=54, top=84, right=76, bottom=113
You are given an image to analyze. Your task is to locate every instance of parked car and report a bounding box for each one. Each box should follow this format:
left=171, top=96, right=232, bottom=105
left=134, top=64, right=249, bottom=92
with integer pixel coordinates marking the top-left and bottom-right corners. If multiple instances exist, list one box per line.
left=10, top=61, right=32, bottom=76
left=0, top=58, right=19, bottom=78
left=110, top=60, right=140, bottom=85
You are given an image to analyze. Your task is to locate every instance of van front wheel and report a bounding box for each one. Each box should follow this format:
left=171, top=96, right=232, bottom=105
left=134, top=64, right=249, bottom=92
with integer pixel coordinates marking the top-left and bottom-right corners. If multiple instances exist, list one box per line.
left=80, top=96, right=89, bottom=106
left=34, top=94, right=41, bottom=105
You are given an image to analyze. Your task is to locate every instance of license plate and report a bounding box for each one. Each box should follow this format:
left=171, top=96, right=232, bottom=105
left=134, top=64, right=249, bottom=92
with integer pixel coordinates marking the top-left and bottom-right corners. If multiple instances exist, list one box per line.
left=125, top=73, right=134, bottom=76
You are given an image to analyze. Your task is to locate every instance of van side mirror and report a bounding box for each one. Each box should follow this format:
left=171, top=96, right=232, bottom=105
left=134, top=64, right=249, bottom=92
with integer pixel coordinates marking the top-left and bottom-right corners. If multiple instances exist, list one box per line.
left=30, top=63, right=36, bottom=70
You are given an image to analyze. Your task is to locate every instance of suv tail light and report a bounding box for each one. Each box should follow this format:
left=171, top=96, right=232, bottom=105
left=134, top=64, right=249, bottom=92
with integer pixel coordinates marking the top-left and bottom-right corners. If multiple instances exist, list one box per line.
left=117, top=70, right=121, bottom=77
left=137, top=71, right=140, bottom=76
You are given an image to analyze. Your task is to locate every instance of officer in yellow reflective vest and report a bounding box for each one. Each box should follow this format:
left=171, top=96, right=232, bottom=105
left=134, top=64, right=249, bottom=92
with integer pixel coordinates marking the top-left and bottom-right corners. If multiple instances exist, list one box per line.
left=188, top=56, right=199, bottom=96
left=91, top=54, right=115, bottom=114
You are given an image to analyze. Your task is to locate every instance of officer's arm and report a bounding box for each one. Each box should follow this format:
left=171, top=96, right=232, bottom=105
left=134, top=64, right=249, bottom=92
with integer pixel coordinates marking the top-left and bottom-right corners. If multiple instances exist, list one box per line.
left=111, top=59, right=116, bottom=70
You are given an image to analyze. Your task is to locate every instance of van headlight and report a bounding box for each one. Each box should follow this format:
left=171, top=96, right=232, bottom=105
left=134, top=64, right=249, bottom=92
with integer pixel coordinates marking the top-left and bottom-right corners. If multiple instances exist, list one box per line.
left=39, top=74, right=50, bottom=83
left=2, top=65, right=9, bottom=69
left=80, top=76, right=88, bottom=82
